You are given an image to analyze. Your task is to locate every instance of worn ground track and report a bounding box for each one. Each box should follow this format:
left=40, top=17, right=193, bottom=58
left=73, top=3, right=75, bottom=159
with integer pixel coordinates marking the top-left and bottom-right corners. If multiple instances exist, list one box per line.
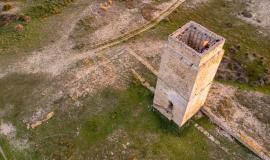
left=91, top=0, right=185, bottom=52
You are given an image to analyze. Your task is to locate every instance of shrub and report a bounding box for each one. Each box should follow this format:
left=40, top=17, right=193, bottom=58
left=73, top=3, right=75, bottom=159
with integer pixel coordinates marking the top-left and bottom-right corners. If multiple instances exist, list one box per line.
left=15, top=24, right=24, bottom=32
left=3, top=3, right=13, bottom=11
left=19, top=15, right=31, bottom=23
left=27, top=0, right=75, bottom=18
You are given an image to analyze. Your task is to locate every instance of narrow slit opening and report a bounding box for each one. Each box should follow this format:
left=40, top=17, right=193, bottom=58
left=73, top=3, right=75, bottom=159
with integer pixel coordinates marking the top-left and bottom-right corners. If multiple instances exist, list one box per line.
left=167, top=101, right=173, bottom=113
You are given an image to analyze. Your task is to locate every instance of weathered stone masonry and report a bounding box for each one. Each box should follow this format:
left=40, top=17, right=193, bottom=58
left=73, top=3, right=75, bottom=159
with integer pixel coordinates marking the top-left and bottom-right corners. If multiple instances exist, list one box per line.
left=153, top=21, right=225, bottom=127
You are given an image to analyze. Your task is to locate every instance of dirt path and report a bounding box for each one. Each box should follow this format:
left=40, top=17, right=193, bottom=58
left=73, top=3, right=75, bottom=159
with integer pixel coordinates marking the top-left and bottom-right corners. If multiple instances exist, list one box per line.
left=89, top=0, right=185, bottom=52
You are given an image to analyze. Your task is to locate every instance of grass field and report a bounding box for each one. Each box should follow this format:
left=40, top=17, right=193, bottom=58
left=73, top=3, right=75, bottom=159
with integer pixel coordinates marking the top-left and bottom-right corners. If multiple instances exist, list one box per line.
left=0, top=78, right=258, bottom=159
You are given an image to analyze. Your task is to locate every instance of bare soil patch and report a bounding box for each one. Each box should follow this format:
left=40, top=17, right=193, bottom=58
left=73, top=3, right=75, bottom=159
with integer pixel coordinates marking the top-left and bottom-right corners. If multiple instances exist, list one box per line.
left=0, top=122, right=16, bottom=137
left=237, top=0, right=270, bottom=32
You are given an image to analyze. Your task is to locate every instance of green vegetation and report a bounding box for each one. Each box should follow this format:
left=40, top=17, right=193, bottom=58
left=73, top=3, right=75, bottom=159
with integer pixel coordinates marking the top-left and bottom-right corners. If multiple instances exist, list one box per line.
left=195, top=116, right=257, bottom=159
left=3, top=4, right=13, bottom=11
left=0, top=18, right=47, bottom=55
left=0, top=0, right=75, bottom=59
left=145, top=0, right=270, bottom=94
left=26, top=0, right=75, bottom=18
left=235, top=91, right=270, bottom=125
left=0, top=137, right=36, bottom=159
left=0, top=76, right=256, bottom=159
left=0, top=75, right=258, bottom=159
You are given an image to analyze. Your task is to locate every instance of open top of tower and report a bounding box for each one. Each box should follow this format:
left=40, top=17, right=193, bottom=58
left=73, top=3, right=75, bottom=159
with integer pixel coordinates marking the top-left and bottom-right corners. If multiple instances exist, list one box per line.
left=169, top=21, right=225, bottom=58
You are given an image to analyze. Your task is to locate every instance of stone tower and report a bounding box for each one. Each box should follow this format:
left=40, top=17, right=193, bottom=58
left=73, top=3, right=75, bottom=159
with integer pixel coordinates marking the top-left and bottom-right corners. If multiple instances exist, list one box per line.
left=153, top=21, right=225, bottom=127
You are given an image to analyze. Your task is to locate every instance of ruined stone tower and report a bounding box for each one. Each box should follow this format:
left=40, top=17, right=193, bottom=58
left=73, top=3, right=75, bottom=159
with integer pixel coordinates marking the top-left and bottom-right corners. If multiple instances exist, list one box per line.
left=153, top=21, right=225, bottom=127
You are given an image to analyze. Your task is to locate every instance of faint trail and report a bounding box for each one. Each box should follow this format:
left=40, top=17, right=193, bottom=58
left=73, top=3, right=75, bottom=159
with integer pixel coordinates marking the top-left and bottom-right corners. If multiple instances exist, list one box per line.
left=91, top=0, right=185, bottom=52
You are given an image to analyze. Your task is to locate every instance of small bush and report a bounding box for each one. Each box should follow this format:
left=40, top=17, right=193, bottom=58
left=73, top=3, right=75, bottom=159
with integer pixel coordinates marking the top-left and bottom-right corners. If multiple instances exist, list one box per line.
left=27, top=0, right=75, bottom=18
left=19, top=15, right=31, bottom=23
left=15, top=24, right=24, bottom=32
left=3, top=3, right=13, bottom=11
left=141, top=4, right=156, bottom=21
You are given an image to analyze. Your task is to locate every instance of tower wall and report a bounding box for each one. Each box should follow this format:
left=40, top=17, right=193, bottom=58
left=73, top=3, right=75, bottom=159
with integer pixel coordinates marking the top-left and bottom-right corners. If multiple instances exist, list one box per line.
left=153, top=21, right=225, bottom=126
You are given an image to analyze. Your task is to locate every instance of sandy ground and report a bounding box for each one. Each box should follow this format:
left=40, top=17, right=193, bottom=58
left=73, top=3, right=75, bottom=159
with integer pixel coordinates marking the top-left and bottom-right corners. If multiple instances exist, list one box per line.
left=184, top=0, right=209, bottom=8
left=0, top=121, right=29, bottom=150
left=0, top=122, right=16, bottom=137
left=237, top=0, right=270, bottom=33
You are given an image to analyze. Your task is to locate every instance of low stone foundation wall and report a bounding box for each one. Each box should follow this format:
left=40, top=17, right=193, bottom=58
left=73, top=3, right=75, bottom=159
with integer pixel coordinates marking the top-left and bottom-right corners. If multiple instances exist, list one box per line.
left=202, top=107, right=269, bottom=160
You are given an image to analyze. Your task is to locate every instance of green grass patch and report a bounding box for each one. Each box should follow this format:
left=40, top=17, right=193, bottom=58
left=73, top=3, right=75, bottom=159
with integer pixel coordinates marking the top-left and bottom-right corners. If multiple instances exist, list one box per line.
left=245, top=59, right=266, bottom=82
left=0, top=0, right=75, bottom=58
left=75, top=81, right=228, bottom=159
left=0, top=137, right=36, bottom=160
left=0, top=18, right=46, bottom=55
left=25, top=0, right=75, bottom=18
left=0, top=74, right=257, bottom=159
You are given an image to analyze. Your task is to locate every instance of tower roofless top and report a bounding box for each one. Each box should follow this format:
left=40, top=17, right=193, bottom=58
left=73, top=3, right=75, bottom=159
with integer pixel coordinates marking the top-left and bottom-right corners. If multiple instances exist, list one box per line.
left=169, top=21, right=225, bottom=57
